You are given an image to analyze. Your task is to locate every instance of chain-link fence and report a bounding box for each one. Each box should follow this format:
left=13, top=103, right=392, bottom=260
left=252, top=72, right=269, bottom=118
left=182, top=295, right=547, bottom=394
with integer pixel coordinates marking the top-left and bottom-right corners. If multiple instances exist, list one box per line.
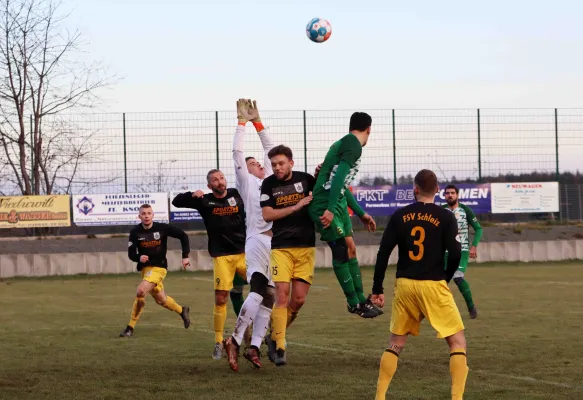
left=1, top=108, right=581, bottom=196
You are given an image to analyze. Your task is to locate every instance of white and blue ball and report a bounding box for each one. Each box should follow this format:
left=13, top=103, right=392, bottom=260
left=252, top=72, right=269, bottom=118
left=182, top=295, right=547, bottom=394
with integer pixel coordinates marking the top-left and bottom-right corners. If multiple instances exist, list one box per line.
left=306, top=18, right=332, bottom=43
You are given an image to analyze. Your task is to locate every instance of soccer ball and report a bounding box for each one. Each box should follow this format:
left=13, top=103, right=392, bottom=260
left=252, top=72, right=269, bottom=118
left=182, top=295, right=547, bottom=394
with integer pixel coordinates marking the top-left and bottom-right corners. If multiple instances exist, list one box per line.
left=306, top=18, right=332, bottom=43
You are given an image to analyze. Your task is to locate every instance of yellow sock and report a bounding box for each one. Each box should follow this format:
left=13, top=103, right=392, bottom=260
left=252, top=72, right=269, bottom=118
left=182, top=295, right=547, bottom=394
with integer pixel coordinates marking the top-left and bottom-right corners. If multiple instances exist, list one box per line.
left=128, top=297, right=146, bottom=328
left=162, top=296, right=183, bottom=314
left=287, top=306, right=298, bottom=328
left=376, top=350, right=399, bottom=400
left=271, top=306, right=287, bottom=350
left=213, top=303, right=227, bottom=343
left=450, top=348, right=469, bottom=400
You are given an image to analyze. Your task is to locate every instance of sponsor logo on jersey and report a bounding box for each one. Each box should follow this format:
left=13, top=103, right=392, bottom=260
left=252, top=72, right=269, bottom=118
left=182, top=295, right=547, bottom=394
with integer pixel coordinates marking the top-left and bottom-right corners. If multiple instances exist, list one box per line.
left=212, top=206, right=239, bottom=216
left=275, top=193, right=305, bottom=207
left=141, top=240, right=162, bottom=248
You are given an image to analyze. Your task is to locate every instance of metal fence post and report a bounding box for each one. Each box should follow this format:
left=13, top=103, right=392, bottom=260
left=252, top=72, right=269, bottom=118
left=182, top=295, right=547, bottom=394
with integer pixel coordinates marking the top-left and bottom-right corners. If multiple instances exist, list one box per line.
left=215, top=111, right=220, bottom=169
left=30, top=114, right=34, bottom=194
left=123, top=113, right=128, bottom=193
left=392, top=109, right=397, bottom=184
left=555, top=108, right=559, bottom=181
left=303, top=110, right=308, bottom=173
left=477, top=109, right=482, bottom=182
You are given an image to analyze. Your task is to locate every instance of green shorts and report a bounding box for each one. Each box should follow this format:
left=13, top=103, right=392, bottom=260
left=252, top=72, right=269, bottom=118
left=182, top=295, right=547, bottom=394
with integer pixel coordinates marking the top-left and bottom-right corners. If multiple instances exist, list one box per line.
left=308, top=201, right=353, bottom=243
left=445, top=251, right=470, bottom=273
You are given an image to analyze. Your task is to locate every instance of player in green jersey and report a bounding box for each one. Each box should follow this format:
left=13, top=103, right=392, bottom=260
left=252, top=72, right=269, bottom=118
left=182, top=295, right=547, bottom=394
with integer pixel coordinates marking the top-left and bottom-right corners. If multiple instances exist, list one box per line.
left=308, top=112, right=381, bottom=318
left=443, top=184, right=483, bottom=319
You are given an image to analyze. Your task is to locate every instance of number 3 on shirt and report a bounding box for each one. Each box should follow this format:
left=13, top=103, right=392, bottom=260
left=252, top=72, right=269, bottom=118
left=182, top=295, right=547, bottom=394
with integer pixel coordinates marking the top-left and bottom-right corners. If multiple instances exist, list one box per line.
left=409, top=226, right=425, bottom=261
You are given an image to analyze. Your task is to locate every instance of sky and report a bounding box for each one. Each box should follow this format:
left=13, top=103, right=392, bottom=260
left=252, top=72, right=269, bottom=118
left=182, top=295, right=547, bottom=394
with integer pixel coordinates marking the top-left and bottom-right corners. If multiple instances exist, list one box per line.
left=3, top=0, right=578, bottom=195
left=68, top=0, right=583, bottom=112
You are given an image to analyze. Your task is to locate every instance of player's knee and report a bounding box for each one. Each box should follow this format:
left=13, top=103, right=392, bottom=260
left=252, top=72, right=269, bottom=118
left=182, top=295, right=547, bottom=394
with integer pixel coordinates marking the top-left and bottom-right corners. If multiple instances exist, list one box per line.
left=215, top=290, right=228, bottom=306
left=261, top=286, right=275, bottom=309
left=290, top=294, right=306, bottom=310
left=136, top=287, right=148, bottom=298
left=154, top=294, right=166, bottom=305
left=346, top=241, right=357, bottom=259
left=328, top=238, right=349, bottom=264
left=249, top=272, right=269, bottom=297
left=453, top=277, right=464, bottom=286
left=446, top=331, right=466, bottom=351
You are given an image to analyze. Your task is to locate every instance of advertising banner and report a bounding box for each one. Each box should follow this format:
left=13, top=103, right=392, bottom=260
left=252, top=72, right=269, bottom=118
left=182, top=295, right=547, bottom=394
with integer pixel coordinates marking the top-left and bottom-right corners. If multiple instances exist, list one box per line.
left=491, top=182, right=559, bottom=213
left=72, top=193, right=169, bottom=226
left=0, top=195, right=71, bottom=228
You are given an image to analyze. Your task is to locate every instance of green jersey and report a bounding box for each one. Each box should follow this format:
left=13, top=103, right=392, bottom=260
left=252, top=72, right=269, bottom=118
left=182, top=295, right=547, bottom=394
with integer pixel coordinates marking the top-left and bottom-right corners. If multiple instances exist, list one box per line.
left=312, top=134, right=365, bottom=216
left=443, top=203, right=483, bottom=252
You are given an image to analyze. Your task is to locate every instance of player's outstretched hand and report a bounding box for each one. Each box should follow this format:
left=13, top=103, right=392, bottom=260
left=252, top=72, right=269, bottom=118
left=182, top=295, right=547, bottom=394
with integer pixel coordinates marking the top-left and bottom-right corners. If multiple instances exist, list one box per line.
left=237, top=98, right=250, bottom=123
left=470, top=246, right=478, bottom=259
left=371, top=294, right=385, bottom=308
left=247, top=99, right=261, bottom=122
left=192, top=190, right=204, bottom=198
left=182, top=258, right=191, bottom=270
left=319, top=210, right=334, bottom=229
left=360, top=213, right=376, bottom=232
left=295, top=192, right=313, bottom=210
left=139, top=255, right=149, bottom=263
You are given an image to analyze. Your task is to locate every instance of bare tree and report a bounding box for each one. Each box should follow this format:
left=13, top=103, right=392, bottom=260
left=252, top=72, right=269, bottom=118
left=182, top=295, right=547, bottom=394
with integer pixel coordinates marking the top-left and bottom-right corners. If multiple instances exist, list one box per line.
left=136, top=160, right=187, bottom=193
left=0, top=0, right=116, bottom=195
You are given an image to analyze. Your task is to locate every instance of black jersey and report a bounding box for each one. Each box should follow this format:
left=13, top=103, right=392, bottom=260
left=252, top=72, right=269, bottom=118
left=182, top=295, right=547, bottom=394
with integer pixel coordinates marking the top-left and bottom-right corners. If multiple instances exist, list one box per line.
left=172, top=188, right=245, bottom=257
left=372, top=202, right=462, bottom=294
left=260, top=171, right=316, bottom=249
left=128, top=222, right=190, bottom=271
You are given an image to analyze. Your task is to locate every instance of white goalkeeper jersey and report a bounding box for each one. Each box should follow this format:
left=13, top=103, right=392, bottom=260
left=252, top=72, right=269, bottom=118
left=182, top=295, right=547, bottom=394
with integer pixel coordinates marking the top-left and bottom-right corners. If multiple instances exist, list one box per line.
left=233, top=125, right=275, bottom=238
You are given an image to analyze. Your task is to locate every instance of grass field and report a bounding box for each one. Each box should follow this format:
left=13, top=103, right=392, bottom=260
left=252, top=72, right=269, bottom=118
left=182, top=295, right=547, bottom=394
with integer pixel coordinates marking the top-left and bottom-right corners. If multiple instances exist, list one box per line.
left=1, top=262, right=582, bottom=400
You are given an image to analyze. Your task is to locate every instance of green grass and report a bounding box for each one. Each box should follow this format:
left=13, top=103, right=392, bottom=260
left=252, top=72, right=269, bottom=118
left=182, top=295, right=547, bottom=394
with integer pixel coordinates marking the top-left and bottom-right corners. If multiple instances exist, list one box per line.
left=1, top=263, right=582, bottom=399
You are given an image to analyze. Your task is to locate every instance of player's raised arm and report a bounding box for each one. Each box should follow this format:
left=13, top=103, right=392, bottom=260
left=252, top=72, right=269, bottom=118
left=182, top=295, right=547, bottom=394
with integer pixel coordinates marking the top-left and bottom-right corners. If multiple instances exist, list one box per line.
left=127, top=229, right=141, bottom=263
left=372, top=214, right=398, bottom=297
left=444, top=213, right=462, bottom=282
left=233, top=99, right=252, bottom=197
left=246, top=100, right=275, bottom=177
left=171, top=191, right=204, bottom=209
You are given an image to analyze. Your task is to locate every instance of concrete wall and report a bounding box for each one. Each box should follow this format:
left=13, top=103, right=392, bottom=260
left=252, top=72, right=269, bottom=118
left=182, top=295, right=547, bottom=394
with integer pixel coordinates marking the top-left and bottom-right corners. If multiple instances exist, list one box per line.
left=1, top=240, right=582, bottom=278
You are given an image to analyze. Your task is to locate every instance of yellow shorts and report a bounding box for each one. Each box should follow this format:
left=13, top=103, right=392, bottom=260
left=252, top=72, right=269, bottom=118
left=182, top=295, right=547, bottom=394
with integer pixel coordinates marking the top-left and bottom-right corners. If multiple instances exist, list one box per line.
left=213, top=254, right=246, bottom=291
left=141, top=267, right=167, bottom=295
left=270, top=247, right=315, bottom=284
left=390, top=278, right=465, bottom=339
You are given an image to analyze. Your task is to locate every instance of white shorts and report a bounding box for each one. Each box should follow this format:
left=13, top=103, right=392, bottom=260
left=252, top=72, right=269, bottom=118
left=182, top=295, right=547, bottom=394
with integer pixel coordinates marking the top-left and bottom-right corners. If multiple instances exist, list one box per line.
left=245, top=233, right=274, bottom=286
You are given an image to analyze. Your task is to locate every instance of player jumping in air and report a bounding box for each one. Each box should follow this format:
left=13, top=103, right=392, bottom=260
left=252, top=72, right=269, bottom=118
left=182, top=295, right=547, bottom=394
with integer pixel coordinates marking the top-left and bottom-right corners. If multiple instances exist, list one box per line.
left=307, top=112, right=380, bottom=318
left=224, top=99, right=276, bottom=372
left=260, top=145, right=316, bottom=366
left=119, top=204, right=191, bottom=337
left=172, top=169, right=249, bottom=359
left=443, top=184, right=483, bottom=319
left=371, top=170, right=468, bottom=400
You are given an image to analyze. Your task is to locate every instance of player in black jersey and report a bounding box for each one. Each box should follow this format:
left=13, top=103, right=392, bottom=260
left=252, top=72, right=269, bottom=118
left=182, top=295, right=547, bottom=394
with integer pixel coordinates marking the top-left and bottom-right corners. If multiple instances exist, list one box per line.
left=370, top=169, right=469, bottom=400
left=260, top=145, right=316, bottom=366
left=172, top=169, right=248, bottom=359
left=119, top=204, right=191, bottom=337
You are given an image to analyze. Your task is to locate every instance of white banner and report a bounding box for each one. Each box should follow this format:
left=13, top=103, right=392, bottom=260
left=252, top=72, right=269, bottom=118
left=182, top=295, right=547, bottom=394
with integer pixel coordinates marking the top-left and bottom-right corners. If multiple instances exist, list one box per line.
left=72, top=193, right=169, bottom=226
left=491, top=182, right=559, bottom=213
left=169, top=191, right=202, bottom=222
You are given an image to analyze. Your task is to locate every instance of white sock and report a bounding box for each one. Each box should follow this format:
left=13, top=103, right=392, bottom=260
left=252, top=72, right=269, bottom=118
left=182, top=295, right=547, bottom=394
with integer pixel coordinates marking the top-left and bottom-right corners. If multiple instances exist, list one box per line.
left=251, top=305, right=272, bottom=349
left=232, top=292, right=262, bottom=345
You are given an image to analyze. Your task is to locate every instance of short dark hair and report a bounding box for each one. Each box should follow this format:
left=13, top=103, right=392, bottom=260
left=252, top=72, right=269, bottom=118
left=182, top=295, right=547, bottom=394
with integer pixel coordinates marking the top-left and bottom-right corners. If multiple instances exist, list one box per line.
left=245, top=157, right=255, bottom=163
left=349, top=112, right=372, bottom=132
left=206, top=169, right=222, bottom=183
left=139, top=203, right=152, bottom=210
left=444, top=184, right=459, bottom=194
left=414, top=169, right=438, bottom=195
left=268, top=145, right=293, bottom=160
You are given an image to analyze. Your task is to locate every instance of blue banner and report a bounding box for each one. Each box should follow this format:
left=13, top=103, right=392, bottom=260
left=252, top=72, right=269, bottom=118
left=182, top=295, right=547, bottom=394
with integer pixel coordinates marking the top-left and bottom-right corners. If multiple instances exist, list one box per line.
left=350, top=183, right=491, bottom=216
left=169, top=191, right=203, bottom=222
